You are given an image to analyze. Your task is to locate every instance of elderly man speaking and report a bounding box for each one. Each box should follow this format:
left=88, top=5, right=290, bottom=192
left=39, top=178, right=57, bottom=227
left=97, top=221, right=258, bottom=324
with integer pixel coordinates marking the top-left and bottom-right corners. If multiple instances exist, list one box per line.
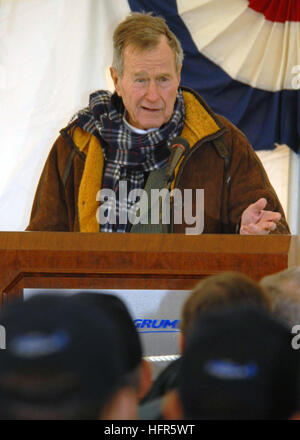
left=27, top=12, right=289, bottom=236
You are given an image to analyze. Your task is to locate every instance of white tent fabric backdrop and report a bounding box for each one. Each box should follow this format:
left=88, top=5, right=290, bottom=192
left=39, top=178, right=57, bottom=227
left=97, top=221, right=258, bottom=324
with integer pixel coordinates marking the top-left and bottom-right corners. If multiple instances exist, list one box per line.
left=0, top=0, right=131, bottom=230
left=0, top=0, right=293, bottom=231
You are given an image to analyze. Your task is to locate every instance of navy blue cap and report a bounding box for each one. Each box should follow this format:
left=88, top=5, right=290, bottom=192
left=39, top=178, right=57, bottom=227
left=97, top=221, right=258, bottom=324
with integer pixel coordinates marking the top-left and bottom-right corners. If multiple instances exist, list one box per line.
left=179, top=305, right=300, bottom=420
left=0, top=295, right=123, bottom=419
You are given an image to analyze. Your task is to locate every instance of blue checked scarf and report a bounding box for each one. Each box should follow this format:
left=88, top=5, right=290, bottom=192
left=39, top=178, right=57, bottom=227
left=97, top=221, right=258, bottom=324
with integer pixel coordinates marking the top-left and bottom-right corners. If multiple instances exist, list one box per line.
left=74, top=89, right=185, bottom=232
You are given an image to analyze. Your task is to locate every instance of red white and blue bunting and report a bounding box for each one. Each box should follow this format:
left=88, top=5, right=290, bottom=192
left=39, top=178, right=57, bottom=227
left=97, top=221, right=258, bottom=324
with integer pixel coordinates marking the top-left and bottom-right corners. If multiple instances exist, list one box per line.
left=129, top=0, right=300, bottom=152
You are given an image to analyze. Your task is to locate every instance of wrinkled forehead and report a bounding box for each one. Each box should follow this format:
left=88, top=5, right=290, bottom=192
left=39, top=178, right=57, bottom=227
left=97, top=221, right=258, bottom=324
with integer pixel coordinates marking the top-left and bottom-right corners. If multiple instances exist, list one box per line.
left=122, top=37, right=178, bottom=73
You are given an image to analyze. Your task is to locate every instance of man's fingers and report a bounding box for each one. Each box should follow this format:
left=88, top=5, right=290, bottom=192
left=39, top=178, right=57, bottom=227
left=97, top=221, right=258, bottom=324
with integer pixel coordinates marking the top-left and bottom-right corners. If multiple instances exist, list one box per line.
left=240, top=198, right=282, bottom=235
left=251, top=197, right=267, bottom=213
left=259, top=221, right=277, bottom=232
left=241, top=198, right=268, bottom=225
left=260, top=210, right=281, bottom=222
left=239, top=225, right=251, bottom=235
left=240, top=221, right=277, bottom=235
left=240, top=225, right=268, bottom=235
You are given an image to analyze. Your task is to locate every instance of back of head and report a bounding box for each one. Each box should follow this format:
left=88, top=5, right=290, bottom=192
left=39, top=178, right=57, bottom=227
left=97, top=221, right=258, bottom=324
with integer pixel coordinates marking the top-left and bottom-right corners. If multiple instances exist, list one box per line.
left=112, top=12, right=183, bottom=75
left=0, top=295, right=124, bottom=419
left=181, top=272, right=271, bottom=336
left=70, top=292, right=143, bottom=389
left=260, top=267, right=300, bottom=328
left=179, top=305, right=300, bottom=420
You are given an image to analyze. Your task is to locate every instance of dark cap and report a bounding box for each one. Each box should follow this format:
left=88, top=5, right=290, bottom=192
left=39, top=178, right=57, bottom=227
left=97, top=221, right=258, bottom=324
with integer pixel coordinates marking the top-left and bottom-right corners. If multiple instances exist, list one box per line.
left=69, top=292, right=142, bottom=375
left=0, top=295, right=123, bottom=419
left=179, top=305, right=300, bottom=420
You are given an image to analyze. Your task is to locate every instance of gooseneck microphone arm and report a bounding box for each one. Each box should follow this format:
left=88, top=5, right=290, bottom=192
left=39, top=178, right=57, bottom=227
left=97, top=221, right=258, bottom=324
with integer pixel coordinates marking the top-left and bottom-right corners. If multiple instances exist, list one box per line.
left=164, top=136, right=190, bottom=185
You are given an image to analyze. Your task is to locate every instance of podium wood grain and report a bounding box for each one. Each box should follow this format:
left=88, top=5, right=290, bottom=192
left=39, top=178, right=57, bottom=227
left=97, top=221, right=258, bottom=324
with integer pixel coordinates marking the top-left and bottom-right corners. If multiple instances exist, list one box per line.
left=0, top=232, right=296, bottom=307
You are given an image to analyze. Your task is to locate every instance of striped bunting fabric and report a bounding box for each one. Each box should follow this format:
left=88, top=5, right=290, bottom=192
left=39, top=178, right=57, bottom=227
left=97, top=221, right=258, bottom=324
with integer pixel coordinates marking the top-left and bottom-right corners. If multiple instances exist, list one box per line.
left=128, top=0, right=300, bottom=153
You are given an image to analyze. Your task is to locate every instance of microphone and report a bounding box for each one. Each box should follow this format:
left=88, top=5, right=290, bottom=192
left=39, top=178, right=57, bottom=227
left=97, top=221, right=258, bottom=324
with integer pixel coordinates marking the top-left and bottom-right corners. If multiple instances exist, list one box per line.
left=164, top=136, right=190, bottom=184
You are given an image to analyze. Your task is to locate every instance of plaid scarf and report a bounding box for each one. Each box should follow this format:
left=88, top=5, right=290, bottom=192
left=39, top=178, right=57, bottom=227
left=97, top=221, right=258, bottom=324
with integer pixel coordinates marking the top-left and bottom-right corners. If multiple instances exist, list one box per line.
left=75, top=89, right=185, bottom=232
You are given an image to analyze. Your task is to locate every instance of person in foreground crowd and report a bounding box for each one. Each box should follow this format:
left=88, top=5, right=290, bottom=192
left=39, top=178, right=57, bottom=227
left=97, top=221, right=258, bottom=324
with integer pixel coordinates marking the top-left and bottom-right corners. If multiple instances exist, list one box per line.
left=260, top=267, right=300, bottom=328
left=139, top=271, right=271, bottom=418
left=0, top=295, right=138, bottom=420
left=70, top=292, right=152, bottom=401
left=163, top=305, right=300, bottom=420
left=26, top=12, right=289, bottom=235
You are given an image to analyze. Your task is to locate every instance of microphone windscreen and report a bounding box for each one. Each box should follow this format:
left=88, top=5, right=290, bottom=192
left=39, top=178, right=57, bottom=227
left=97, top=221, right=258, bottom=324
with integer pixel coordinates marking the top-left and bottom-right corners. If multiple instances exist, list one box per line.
left=169, top=136, right=190, bottom=154
left=164, top=137, right=191, bottom=184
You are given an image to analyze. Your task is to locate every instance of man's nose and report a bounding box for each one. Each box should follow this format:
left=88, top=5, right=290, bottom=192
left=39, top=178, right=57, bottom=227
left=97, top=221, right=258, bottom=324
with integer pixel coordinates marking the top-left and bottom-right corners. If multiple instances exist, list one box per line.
left=145, top=80, right=159, bottom=102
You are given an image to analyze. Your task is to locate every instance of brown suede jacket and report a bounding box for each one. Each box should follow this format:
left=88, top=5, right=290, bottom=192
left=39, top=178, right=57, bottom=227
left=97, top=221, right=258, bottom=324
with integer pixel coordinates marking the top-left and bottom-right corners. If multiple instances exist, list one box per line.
left=27, top=87, right=290, bottom=234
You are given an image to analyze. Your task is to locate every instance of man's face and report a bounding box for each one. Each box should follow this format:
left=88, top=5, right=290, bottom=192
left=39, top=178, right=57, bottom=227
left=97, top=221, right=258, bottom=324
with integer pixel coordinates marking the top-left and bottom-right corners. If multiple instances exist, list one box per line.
left=110, top=36, right=181, bottom=130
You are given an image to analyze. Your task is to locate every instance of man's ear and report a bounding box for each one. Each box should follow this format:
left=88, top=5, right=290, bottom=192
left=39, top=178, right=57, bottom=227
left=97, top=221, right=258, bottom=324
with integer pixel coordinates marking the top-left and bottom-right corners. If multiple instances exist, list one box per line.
left=137, top=359, right=153, bottom=401
left=100, top=387, right=137, bottom=420
left=178, top=331, right=185, bottom=354
left=162, top=390, right=183, bottom=420
left=177, top=63, right=182, bottom=83
left=110, top=67, right=121, bottom=96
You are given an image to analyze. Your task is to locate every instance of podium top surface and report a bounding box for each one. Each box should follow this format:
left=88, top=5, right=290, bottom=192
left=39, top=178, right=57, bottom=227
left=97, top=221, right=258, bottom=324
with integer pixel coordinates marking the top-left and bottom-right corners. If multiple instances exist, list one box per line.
left=0, top=231, right=294, bottom=255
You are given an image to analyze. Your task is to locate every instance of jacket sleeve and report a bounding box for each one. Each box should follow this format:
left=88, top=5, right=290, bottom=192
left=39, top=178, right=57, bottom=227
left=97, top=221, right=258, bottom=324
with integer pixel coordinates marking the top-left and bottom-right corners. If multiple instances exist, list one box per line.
left=26, top=135, right=73, bottom=231
left=223, top=119, right=290, bottom=234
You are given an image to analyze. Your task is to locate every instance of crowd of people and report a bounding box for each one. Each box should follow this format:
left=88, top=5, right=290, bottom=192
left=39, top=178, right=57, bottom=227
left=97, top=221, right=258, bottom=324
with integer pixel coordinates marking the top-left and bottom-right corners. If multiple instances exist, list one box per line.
left=0, top=267, right=300, bottom=420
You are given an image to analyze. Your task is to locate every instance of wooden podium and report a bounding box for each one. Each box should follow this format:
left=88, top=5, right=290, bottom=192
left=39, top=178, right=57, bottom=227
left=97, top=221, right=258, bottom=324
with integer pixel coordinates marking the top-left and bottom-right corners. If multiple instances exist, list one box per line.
left=0, top=232, right=298, bottom=307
